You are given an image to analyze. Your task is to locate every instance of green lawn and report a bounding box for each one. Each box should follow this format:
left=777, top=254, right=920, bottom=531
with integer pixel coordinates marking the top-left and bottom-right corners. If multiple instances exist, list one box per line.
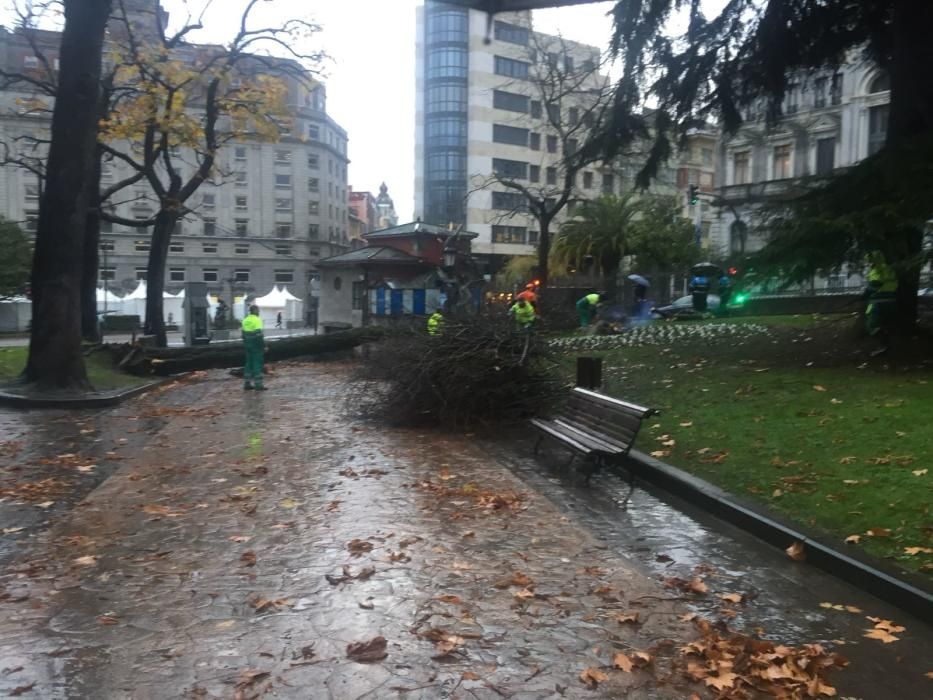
left=562, top=317, right=933, bottom=577
left=0, top=346, right=148, bottom=391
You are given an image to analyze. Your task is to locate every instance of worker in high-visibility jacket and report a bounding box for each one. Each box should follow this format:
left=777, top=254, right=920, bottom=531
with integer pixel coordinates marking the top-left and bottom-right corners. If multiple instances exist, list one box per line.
left=864, top=251, right=898, bottom=343
left=575, top=292, right=606, bottom=328
left=509, top=298, right=536, bottom=329
left=427, top=308, right=445, bottom=336
left=241, top=304, right=266, bottom=390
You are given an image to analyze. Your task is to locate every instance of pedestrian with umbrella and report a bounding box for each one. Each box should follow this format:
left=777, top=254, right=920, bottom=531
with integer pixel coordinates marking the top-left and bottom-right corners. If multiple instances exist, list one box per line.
left=627, top=274, right=650, bottom=319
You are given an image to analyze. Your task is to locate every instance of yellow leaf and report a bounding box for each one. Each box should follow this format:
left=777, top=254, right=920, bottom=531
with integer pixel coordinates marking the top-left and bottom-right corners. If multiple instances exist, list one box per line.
left=719, top=593, right=743, bottom=604
left=844, top=534, right=861, bottom=544
left=705, top=672, right=739, bottom=690
left=905, top=546, right=933, bottom=556
left=863, top=628, right=899, bottom=643
left=650, top=450, right=670, bottom=458
left=613, top=653, right=634, bottom=672
left=913, top=469, right=928, bottom=476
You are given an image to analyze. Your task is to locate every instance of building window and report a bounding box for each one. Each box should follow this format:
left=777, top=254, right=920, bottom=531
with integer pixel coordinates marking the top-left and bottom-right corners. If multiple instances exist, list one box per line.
left=135, top=267, right=148, bottom=280
left=203, top=218, right=216, bottom=236
left=493, top=89, right=529, bottom=113
left=546, top=167, right=557, bottom=185
left=309, top=200, right=319, bottom=215
left=351, top=281, right=365, bottom=310
left=308, top=153, right=319, bottom=169
left=235, top=220, right=249, bottom=236
left=274, top=149, right=292, bottom=164
left=491, top=191, right=527, bottom=211
left=275, top=174, right=292, bottom=188
left=491, top=158, right=527, bottom=179
left=99, top=266, right=116, bottom=281
left=169, top=242, right=184, bottom=253
left=235, top=171, right=247, bottom=185
left=530, top=165, right=541, bottom=182
left=814, top=77, right=827, bottom=108
left=202, top=242, right=217, bottom=254
left=831, top=73, right=843, bottom=105
left=100, top=240, right=115, bottom=252
left=546, top=104, right=561, bottom=125
left=568, top=107, right=579, bottom=126
left=235, top=195, right=248, bottom=210
left=494, top=55, right=530, bottom=80
left=234, top=269, right=250, bottom=283
left=169, top=268, right=185, bottom=282
left=333, top=276, right=342, bottom=291
left=567, top=138, right=578, bottom=154
left=492, top=124, right=529, bottom=147
left=308, top=124, right=320, bottom=140
left=274, top=244, right=292, bottom=256
left=583, top=171, right=593, bottom=189
left=276, top=224, right=293, bottom=238
left=135, top=240, right=150, bottom=252
left=101, top=219, right=113, bottom=234
left=702, top=148, right=713, bottom=166
left=234, top=146, right=247, bottom=161
left=772, top=144, right=792, bottom=179
left=426, top=84, right=467, bottom=113
left=530, top=100, right=542, bottom=118
left=202, top=193, right=215, bottom=209
left=202, top=268, right=218, bottom=282
left=309, top=223, right=319, bottom=238
left=24, top=210, right=38, bottom=232
left=24, top=183, right=39, bottom=201
left=494, top=20, right=529, bottom=45
left=235, top=243, right=250, bottom=255
left=529, top=132, right=541, bottom=151
left=527, top=230, right=539, bottom=245
left=785, top=83, right=799, bottom=114
left=275, top=197, right=292, bottom=212
left=733, top=151, right=750, bottom=184
left=274, top=270, right=294, bottom=284
left=816, top=137, right=836, bottom=176
left=564, top=55, right=574, bottom=73
left=491, top=225, right=526, bottom=244
left=601, top=173, right=614, bottom=194
left=308, top=177, right=319, bottom=192
left=427, top=46, right=468, bottom=80
left=868, top=105, right=889, bottom=155
left=546, top=135, right=557, bottom=153
left=23, top=55, right=39, bottom=69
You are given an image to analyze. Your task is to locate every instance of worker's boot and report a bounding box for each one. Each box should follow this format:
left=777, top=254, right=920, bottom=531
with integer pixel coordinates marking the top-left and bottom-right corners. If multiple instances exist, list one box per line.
left=244, top=382, right=254, bottom=390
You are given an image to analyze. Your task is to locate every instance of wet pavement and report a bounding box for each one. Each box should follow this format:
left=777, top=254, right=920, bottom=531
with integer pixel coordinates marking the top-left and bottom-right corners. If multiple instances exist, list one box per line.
left=0, top=362, right=930, bottom=699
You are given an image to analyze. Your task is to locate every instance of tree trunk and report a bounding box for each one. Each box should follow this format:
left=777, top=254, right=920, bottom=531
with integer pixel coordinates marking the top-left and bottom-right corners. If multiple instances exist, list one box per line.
left=537, top=217, right=551, bottom=289
left=24, top=0, right=111, bottom=390
left=144, top=210, right=176, bottom=348
left=81, top=150, right=103, bottom=342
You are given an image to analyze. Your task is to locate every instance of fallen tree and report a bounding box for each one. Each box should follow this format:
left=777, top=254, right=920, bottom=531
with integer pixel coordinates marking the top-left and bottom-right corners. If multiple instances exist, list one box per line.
left=108, top=327, right=382, bottom=376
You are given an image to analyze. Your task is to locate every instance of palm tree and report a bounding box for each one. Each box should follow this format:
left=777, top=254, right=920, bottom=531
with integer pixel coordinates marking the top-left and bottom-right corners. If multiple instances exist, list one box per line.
left=551, top=194, right=642, bottom=293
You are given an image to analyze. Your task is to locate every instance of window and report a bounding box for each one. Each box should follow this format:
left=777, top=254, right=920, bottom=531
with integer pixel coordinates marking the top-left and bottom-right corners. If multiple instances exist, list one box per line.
left=529, top=132, right=541, bottom=151
left=426, top=7, right=467, bottom=43
left=547, top=52, right=559, bottom=69
left=274, top=244, right=292, bottom=256
left=276, top=223, right=293, bottom=238
left=274, top=149, right=292, bottom=164
left=276, top=197, right=292, bottom=212
left=493, top=124, right=529, bottom=147
left=202, top=268, right=218, bottom=283
left=567, top=138, right=578, bottom=154
left=831, top=73, right=843, bottom=105
left=426, top=84, right=467, bottom=113
left=494, top=20, right=529, bottom=45
left=427, top=46, right=468, bottom=80
left=491, top=225, right=526, bottom=244
left=135, top=240, right=150, bottom=252
left=25, top=184, right=39, bottom=201
left=101, top=220, right=113, bottom=234
left=275, top=174, right=292, bottom=188
left=169, top=242, right=184, bottom=254
left=308, top=153, right=319, bottom=169
left=491, top=158, right=527, bottom=179
left=308, top=124, right=320, bottom=140
left=583, top=171, right=593, bottom=189
left=23, top=55, right=39, bottom=69
left=733, top=151, right=750, bottom=184
left=869, top=72, right=890, bottom=94
left=203, top=219, right=216, bottom=236
left=309, top=200, right=320, bottom=215
left=546, top=104, right=561, bottom=125
left=530, top=165, right=541, bottom=182
left=309, top=223, right=319, bottom=238
left=100, top=240, right=115, bottom=252
left=601, top=173, right=614, bottom=194
left=530, top=100, right=542, bottom=118
left=202, top=242, right=217, bottom=254
left=868, top=105, right=889, bottom=155
left=328, top=160, right=334, bottom=174
left=169, top=268, right=185, bottom=282
left=333, top=276, right=342, bottom=290
left=493, top=89, right=529, bottom=113
left=235, top=220, right=249, bottom=236
left=564, top=56, right=574, bottom=73
left=308, top=177, right=320, bottom=192
left=135, top=267, right=148, bottom=280
left=235, top=243, right=250, bottom=255
left=816, top=137, right=836, bottom=176
left=99, top=266, right=116, bottom=281
left=785, top=83, right=798, bottom=114
left=528, top=230, right=539, bottom=244
left=24, top=210, right=38, bottom=232
left=234, top=146, right=247, bottom=161
left=491, top=191, right=527, bottom=211
left=772, top=144, right=791, bottom=179
left=234, top=269, right=250, bottom=283
left=235, top=195, right=248, bottom=210
left=101, top=165, right=113, bottom=182
left=494, top=55, right=530, bottom=80
left=235, top=171, right=247, bottom=185
left=201, top=193, right=215, bottom=209
left=351, top=281, right=365, bottom=310
left=328, top=182, right=334, bottom=197
left=546, top=167, right=557, bottom=185
left=568, top=107, right=579, bottom=126
left=546, top=135, right=558, bottom=153
left=814, top=77, right=828, bottom=108
left=702, top=148, right=713, bottom=166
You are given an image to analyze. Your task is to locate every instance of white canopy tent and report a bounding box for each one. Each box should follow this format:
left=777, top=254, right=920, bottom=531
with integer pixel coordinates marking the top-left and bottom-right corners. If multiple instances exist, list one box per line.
left=253, top=285, right=288, bottom=327
left=96, top=287, right=123, bottom=313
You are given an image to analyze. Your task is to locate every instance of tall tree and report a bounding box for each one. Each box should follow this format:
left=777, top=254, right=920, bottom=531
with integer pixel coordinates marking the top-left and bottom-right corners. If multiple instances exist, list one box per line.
left=0, top=218, right=33, bottom=299
left=23, top=0, right=111, bottom=390
left=599, top=0, right=933, bottom=330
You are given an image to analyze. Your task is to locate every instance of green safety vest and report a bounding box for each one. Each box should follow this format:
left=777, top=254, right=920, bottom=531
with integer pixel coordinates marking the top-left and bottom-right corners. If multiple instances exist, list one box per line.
left=512, top=303, right=536, bottom=324
left=868, top=263, right=898, bottom=295
left=427, top=312, right=444, bottom=335
left=585, top=293, right=600, bottom=305
left=242, top=314, right=263, bottom=334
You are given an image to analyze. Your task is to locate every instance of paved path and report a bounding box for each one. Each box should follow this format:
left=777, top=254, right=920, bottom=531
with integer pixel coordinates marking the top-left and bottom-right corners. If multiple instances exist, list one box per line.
left=0, top=363, right=930, bottom=699
left=0, top=329, right=317, bottom=348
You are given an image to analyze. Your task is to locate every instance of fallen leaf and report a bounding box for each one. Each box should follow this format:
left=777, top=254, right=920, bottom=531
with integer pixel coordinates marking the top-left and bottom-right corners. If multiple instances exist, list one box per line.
left=347, top=539, right=374, bottom=556
left=838, top=456, right=858, bottom=465
left=863, top=628, right=899, bottom=643
left=579, top=667, right=609, bottom=688
left=616, top=612, right=640, bottom=624
left=2, top=527, right=25, bottom=535
left=462, top=670, right=481, bottom=681
left=228, top=535, right=251, bottom=543
left=813, top=385, right=827, bottom=392
left=845, top=605, right=863, bottom=613
left=912, top=469, right=928, bottom=477
left=786, top=541, right=806, bottom=561
left=705, top=672, right=739, bottom=690
left=844, top=535, right=861, bottom=544
left=358, top=600, right=374, bottom=610
left=432, top=633, right=465, bottom=658
left=650, top=450, right=670, bottom=458
left=97, top=615, right=119, bottom=625
left=35, top=501, right=54, bottom=509
left=866, top=527, right=892, bottom=537
left=435, top=594, right=463, bottom=605
left=689, top=578, right=708, bottom=594
left=234, top=670, right=270, bottom=694
left=830, top=398, right=843, bottom=404
left=905, top=546, right=933, bottom=556
left=279, top=497, right=300, bottom=509
left=867, top=617, right=906, bottom=633
left=8, top=681, right=37, bottom=696
left=613, top=653, right=634, bottom=672
left=679, top=421, right=693, bottom=427
left=240, top=551, right=257, bottom=567
left=73, top=555, right=98, bottom=567
left=346, top=636, right=388, bottom=663
left=718, top=593, right=743, bottom=604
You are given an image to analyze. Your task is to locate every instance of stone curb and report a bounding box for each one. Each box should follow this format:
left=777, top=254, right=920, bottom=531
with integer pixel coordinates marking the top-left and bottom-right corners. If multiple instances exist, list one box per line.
left=623, top=449, right=933, bottom=623
left=0, top=376, right=174, bottom=409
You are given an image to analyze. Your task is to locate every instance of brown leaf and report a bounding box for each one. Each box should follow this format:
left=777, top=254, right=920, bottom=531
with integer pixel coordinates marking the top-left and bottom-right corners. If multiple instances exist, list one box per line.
left=434, top=594, right=463, bottom=605
left=613, top=653, right=634, bottom=672
left=347, top=539, right=374, bottom=556
left=844, top=534, right=861, bottom=544
left=579, top=667, right=609, bottom=688
left=616, top=612, right=640, bottom=624
left=461, top=671, right=481, bottom=681
left=865, top=527, right=892, bottom=537
left=718, top=593, right=743, bottom=604
left=786, top=541, right=806, bottom=561
left=813, top=385, right=827, bottom=392
left=705, top=672, right=739, bottom=690
left=97, top=615, right=119, bottom=625
left=867, top=617, right=906, bottom=633
left=863, top=628, right=899, bottom=643
left=904, top=546, right=933, bottom=555
left=346, top=636, right=388, bottom=663
left=8, top=682, right=37, bottom=697
left=234, top=670, right=270, bottom=694
left=432, top=634, right=465, bottom=658
left=688, top=577, right=708, bottom=594
left=240, top=551, right=256, bottom=567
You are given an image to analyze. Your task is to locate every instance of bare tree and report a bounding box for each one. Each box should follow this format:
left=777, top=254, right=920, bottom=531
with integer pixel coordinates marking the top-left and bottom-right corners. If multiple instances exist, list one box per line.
left=472, top=33, right=614, bottom=288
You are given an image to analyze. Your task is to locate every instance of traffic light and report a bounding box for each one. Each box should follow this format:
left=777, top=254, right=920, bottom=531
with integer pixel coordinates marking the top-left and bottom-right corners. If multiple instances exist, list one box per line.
left=688, top=185, right=699, bottom=206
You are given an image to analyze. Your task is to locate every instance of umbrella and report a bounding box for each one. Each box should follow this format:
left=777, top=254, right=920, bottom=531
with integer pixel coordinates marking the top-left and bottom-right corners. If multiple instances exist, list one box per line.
left=691, top=262, right=721, bottom=275
left=627, top=274, right=650, bottom=288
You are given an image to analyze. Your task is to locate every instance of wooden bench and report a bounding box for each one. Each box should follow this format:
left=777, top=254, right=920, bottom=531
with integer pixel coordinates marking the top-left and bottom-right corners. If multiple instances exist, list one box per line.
left=531, top=387, right=658, bottom=486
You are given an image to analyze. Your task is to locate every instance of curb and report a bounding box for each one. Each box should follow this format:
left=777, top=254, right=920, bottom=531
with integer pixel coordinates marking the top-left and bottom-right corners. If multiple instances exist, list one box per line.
left=0, top=377, right=173, bottom=409
left=623, top=449, right=933, bottom=624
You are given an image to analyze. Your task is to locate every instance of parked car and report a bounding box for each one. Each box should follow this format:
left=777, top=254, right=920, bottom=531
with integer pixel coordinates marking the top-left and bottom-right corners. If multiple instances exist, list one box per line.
left=652, top=294, right=722, bottom=319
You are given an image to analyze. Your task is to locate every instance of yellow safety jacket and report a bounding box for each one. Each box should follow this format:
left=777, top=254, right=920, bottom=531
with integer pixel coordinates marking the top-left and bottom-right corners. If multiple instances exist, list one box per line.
left=511, top=303, right=536, bottom=325
left=427, top=312, right=444, bottom=335
left=242, top=314, right=263, bottom=336
left=585, top=293, right=600, bottom=306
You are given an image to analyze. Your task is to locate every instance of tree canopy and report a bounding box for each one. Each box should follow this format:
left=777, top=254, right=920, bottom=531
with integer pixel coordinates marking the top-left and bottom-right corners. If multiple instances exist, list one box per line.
left=0, top=218, right=32, bottom=298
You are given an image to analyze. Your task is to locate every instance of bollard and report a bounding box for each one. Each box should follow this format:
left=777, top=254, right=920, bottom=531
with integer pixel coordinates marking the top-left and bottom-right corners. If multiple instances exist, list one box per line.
left=576, top=356, right=602, bottom=389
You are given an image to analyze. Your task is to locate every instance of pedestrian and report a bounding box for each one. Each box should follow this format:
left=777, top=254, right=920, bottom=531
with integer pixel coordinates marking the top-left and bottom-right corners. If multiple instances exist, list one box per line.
left=864, top=251, right=898, bottom=354
left=632, top=283, right=647, bottom=318
left=241, top=304, right=266, bottom=391
left=427, top=307, right=445, bottom=336
left=275, top=311, right=282, bottom=329
left=509, top=297, right=536, bottom=329
left=718, top=272, right=733, bottom=313
left=690, top=274, right=710, bottom=312
left=575, top=292, right=606, bottom=328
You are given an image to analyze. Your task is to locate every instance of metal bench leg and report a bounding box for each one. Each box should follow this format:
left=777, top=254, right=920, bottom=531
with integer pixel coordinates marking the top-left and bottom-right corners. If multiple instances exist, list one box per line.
left=567, top=453, right=577, bottom=471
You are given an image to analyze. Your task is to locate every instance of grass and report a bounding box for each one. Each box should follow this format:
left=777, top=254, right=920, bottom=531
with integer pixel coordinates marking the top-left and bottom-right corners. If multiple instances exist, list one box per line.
left=0, top=346, right=149, bottom=391
left=561, top=315, right=933, bottom=578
